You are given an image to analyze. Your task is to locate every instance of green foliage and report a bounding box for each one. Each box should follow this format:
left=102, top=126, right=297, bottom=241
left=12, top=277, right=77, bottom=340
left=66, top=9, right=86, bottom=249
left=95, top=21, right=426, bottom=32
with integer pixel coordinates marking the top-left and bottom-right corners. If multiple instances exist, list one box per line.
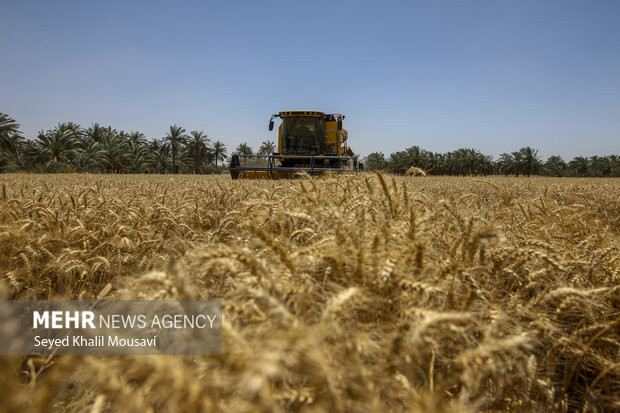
left=363, top=152, right=388, bottom=170
left=258, top=140, right=276, bottom=156
left=0, top=113, right=26, bottom=172
left=211, top=141, right=228, bottom=167
left=0, top=113, right=23, bottom=155
left=234, top=142, right=253, bottom=156
left=382, top=145, right=618, bottom=177
left=186, top=131, right=210, bottom=174
left=543, top=155, right=567, bottom=177
left=386, top=146, right=494, bottom=176
left=0, top=113, right=237, bottom=174
left=164, top=125, right=188, bottom=174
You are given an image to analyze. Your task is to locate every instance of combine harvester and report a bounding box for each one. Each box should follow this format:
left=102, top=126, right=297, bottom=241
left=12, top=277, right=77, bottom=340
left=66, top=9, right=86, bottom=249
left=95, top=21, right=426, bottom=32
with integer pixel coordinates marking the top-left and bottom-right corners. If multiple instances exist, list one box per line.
left=230, top=110, right=362, bottom=179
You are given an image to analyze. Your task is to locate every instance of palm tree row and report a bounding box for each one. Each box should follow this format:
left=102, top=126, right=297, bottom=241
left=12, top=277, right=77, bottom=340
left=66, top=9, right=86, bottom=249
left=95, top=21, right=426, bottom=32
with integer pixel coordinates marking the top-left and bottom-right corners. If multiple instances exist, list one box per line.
left=0, top=115, right=229, bottom=174
left=364, top=146, right=620, bottom=177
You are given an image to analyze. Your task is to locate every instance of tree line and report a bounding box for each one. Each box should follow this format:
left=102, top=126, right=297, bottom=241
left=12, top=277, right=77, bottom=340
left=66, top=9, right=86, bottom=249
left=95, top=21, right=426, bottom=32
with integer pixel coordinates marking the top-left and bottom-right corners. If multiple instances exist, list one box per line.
left=0, top=113, right=276, bottom=174
left=0, top=114, right=227, bottom=174
left=364, top=146, right=620, bottom=177
left=2, top=112, right=618, bottom=176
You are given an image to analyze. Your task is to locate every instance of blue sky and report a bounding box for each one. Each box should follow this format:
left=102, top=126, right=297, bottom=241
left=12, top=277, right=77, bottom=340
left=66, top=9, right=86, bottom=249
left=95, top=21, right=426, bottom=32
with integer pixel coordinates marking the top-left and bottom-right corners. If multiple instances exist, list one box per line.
left=1, top=0, right=619, bottom=159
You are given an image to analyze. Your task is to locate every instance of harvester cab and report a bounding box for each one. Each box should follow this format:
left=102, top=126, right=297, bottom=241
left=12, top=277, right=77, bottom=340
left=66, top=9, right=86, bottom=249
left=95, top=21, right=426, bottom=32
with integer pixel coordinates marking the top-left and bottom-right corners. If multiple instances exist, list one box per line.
left=230, top=111, right=361, bottom=179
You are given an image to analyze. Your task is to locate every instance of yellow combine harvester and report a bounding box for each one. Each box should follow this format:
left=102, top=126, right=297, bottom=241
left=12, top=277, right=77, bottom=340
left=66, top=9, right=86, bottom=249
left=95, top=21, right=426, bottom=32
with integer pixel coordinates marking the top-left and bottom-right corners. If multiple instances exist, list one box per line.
left=230, top=110, right=362, bottom=179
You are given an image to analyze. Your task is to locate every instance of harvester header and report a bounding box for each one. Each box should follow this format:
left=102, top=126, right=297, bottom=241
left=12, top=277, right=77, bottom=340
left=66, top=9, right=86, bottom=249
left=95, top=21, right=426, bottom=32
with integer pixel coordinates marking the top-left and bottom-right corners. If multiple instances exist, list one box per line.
left=230, top=110, right=362, bottom=179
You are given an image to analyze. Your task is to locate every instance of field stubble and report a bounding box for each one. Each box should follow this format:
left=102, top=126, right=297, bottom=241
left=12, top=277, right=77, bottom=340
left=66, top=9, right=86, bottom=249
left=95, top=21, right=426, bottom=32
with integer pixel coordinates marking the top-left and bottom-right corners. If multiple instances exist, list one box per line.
left=0, top=173, right=618, bottom=412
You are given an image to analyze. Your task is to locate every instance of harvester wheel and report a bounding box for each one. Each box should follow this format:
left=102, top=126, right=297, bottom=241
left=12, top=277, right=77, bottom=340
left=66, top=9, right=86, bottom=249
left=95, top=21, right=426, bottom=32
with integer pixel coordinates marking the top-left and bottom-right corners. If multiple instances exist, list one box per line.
left=230, top=155, right=240, bottom=180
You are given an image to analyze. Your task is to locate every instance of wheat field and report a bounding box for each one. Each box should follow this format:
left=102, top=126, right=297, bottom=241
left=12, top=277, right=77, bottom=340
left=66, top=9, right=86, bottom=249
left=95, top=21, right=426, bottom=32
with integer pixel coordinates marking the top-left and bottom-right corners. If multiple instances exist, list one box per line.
left=0, top=173, right=618, bottom=412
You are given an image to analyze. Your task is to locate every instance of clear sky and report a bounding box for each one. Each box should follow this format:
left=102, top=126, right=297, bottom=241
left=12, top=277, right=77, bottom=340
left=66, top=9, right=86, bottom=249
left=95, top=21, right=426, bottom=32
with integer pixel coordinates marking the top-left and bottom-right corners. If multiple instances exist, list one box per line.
left=1, top=0, right=619, bottom=160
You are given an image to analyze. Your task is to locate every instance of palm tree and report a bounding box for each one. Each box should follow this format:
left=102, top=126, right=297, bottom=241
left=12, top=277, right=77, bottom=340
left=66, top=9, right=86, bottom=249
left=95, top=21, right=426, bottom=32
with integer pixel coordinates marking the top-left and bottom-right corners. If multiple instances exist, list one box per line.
left=84, top=123, right=107, bottom=143
left=497, top=153, right=515, bottom=176
left=568, top=156, right=589, bottom=176
left=0, top=113, right=22, bottom=154
left=257, top=140, right=276, bottom=156
left=442, top=151, right=459, bottom=176
left=386, top=145, right=427, bottom=174
left=164, top=125, right=187, bottom=174
left=99, top=130, right=130, bottom=173
left=73, top=138, right=104, bottom=172
left=364, top=152, right=388, bottom=170
left=460, top=148, right=477, bottom=175
left=405, top=146, right=425, bottom=167
left=608, top=155, right=620, bottom=177
left=148, top=139, right=171, bottom=174
left=387, top=150, right=410, bottom=174
left=544, top=155, right=566, bottom=177
left=58, top=122, right=82, bottom=136
left=510, top=151, right=524, bottom=177
left=589, top=155, right=617, bottom=177
left=479, top=154, right=495, bottom=176
left=26, top=125, right=80, bottom=169
left=186, top=131, right=209, bottom=174
left=0, top=113, right=25, bottom=172
left=235, top=142, right=253, bottom=156
left=423, top=151, right=441, bottom=174
left=127, top=132, right=149, bottom=173
left=453, top=148, right=484, bottom=175
left=212, top=141, right=227, bottom=167
left=128, top=131, right=146, bottom=144
left=516, top=147, right=541, bottom=177
left=427, top=152, right=443, bottom=175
